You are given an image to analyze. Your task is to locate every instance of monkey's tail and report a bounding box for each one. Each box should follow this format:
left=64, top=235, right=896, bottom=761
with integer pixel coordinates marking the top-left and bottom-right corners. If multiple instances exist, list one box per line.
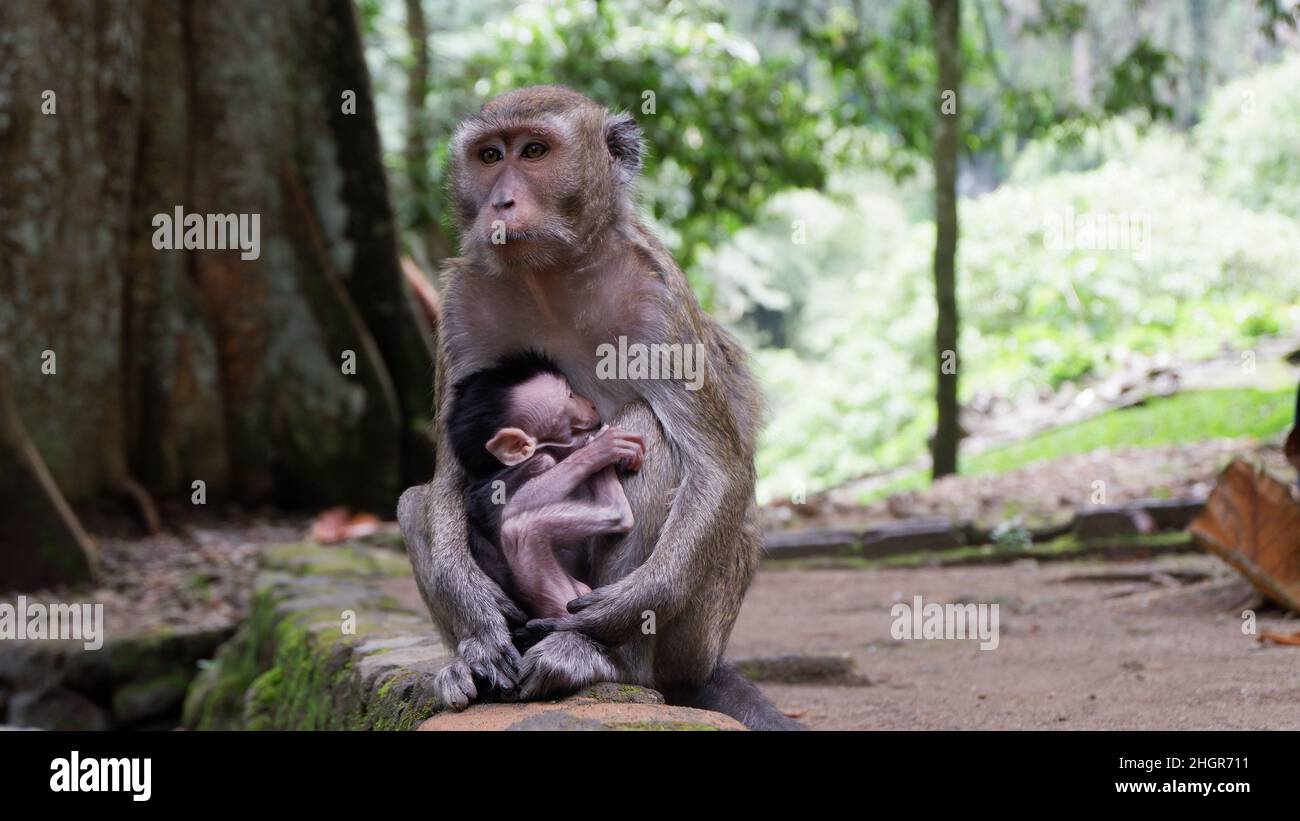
left=402, top=255, right=441, bottom=333
left=669, top=661, right=807, bottom=731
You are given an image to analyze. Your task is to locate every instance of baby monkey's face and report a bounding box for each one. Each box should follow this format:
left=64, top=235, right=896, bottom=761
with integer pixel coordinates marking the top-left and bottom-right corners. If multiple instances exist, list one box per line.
left=507, top=372, right=601, bottom=448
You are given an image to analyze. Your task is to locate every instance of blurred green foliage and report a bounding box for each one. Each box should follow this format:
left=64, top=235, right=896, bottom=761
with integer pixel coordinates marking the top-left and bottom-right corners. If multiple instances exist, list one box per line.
left=1199, top=53, right=1300, bottom=221
left=752, top=100, right=1300, bottom=500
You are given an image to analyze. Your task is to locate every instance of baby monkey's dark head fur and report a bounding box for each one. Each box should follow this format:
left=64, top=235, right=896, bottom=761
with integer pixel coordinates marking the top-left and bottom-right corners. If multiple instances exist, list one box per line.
left=448, top=349, right=601, bottom=480
left=448, top=85, right=645, bottom=273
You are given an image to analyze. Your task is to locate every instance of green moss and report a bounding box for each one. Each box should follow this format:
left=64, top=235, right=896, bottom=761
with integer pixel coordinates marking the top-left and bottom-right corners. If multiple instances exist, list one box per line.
left=183, top=544, right=439, bottom=732
left=182, top=586, right=284, bottom=731
left=262, top=543, right=411, bottom=579
left=369, top=669, right=439, bottom=731
left=244, top=669, right=284, bottom=731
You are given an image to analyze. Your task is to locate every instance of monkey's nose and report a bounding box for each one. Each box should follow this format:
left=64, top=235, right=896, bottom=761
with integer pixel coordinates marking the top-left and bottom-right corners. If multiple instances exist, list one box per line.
left=492, top=198, right=515, bottom=210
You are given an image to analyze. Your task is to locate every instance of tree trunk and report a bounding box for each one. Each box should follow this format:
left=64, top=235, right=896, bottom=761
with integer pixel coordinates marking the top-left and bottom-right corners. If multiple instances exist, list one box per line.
left=403, top=0, right=453, bottom=272
left=929, top=0, right=962, bottom=479
left=1185, top=0, right=1210, bottom=126
left=0, top=0, right=432, bottom=542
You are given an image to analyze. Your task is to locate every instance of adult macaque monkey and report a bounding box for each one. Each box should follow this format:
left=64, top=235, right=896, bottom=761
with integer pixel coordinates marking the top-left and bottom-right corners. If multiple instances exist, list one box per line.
left=398, top=86, right=801, bottom=730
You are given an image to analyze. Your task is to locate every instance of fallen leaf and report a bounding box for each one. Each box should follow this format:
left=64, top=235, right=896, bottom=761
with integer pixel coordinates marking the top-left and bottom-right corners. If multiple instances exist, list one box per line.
left=1257, top=629, right=1300, bottom=647
left=310, top=508, right=384, bottom=544
left=1189, top=459, right=1300, bottom=612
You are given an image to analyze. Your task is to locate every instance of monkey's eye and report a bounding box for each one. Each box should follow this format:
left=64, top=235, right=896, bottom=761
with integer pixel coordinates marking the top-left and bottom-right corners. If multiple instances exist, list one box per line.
left=479, top=146, right=503, bottom=164
left=521, top=142, right=548, bottom=160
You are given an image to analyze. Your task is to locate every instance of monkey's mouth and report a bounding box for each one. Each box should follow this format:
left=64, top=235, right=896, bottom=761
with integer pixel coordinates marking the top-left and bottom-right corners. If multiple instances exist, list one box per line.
left=478, top=222, right=576, bottom=249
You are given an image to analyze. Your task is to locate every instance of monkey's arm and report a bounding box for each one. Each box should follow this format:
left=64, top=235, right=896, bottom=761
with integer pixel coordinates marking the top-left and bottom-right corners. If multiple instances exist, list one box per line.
left=397, top=339, right=525, bottom=703
left=588, top=465, right=634, bottom=529
left=504, top=429, right=643, bottom=517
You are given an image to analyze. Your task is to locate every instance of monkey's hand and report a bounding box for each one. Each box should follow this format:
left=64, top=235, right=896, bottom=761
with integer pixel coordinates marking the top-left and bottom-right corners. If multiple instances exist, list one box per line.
left=518, top=580, right=648, bottom=649
left=432, top=657, right=477, bottom=711
left=491, top=584, right=529, bottom=627
left=454, top=633, right=522, bottom=701
left=514, top=631, right=619, bottom=701
left=581, top=426, right=645, bottom=473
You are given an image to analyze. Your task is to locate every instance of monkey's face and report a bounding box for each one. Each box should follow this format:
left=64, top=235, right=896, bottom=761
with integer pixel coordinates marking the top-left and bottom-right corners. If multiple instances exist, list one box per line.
left=449, top=87, right=645, bottom=271
left=508, top=372, right=601, bottom=447
left=454, top=121, right=583, bottom=265
left=483, top=372, right=600, bottom=468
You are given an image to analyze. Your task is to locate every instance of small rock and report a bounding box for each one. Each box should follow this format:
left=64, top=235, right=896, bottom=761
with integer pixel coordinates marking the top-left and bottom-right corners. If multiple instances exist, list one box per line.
left=584, top=682, right=665, bottom=704
left=734, top=653, right=867, bottom=685
left=112, top=675, right=190, bottom=726
left=862, top=520, right=965, bottom=558
left=1073, top=507, right=1147, bottom=539
left=7, top=686, right=109, bottom=730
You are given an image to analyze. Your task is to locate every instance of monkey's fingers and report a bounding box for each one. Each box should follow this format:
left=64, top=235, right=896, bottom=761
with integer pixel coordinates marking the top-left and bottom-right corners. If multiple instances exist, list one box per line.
left=521, top=617, right=572, bottom=641
left=613, top=443, right=642, bottom=471
left=432, top=659, right=477, bottom=711
left=460, top=636, right=521, bottom=693
left=469, top=658, right=517, bottom=694
left=566, top=592, right=598, bottom=613
left=492, top=588, right=529, bottom=625
left=510, top=624, right=546, bottom=653
left=498, top=642, right=524, bottom=683
left=515, top=632, right=619, bottom=701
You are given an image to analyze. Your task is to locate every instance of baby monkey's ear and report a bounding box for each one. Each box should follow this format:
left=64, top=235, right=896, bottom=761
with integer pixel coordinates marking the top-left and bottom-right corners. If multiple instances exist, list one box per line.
left=485, top=428, right=537, bottom=466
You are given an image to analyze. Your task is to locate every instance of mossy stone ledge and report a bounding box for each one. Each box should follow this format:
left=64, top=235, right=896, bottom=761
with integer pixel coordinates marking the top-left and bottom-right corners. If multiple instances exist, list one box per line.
left=182, top=541, right=746, bottom=731
left=182, top=542, right=450, bottom=731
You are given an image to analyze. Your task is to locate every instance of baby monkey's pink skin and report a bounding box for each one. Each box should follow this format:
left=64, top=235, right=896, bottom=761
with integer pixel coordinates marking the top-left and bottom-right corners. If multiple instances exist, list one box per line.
left=491, top=373, right=644, bottom=619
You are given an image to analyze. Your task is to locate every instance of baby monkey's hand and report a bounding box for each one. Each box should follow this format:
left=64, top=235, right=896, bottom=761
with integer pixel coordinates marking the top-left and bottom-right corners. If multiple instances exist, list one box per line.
left=581, top=426, right=645, bottom=473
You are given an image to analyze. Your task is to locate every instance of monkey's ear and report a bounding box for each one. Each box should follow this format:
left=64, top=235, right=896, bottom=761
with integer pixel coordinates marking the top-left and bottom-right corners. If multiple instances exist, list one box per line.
left=485, top=428, right=537, bottom=466
left=605, top=112, right=644, bottom=185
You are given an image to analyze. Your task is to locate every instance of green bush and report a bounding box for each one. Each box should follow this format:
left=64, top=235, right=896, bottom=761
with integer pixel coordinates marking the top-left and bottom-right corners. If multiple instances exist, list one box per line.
left=1198, top=53, right=1300, bottom=221
left=749, top=120, right=1300, bottom=501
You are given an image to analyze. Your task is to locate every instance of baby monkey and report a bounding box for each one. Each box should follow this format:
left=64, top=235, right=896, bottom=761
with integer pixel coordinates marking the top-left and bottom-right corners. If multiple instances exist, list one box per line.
left=448, top=351, right=645, bottom=624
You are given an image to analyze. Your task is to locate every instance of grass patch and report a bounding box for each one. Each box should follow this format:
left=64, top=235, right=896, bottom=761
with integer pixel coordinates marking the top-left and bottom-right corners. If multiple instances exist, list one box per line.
left=859, top=387, right=1295, bottom=504
left=964, top=388, right=1293, bottom=474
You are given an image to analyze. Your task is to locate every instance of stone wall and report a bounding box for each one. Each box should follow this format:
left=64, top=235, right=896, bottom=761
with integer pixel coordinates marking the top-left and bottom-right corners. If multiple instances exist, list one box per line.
left=183, top=543, right=449, bottom=730
left=0, top=625, right=232, bottom=730
left=182, top=542, right=741, bottom=731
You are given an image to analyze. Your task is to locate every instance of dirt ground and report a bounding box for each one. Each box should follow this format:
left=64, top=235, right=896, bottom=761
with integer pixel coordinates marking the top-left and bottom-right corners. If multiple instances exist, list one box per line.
left=378, top=550, right=1300, bottom=730
left=730, top=555, right=1300, bottom=730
